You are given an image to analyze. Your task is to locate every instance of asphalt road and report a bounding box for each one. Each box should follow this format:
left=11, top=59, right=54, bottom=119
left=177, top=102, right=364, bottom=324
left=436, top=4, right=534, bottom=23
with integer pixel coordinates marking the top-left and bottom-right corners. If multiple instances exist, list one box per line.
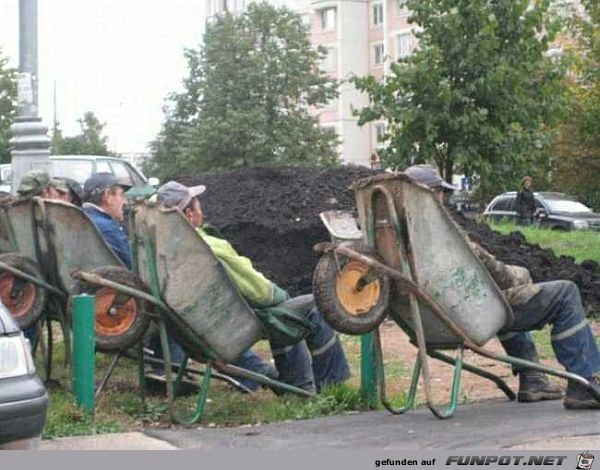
left=146, top=400, right=600, bottom=450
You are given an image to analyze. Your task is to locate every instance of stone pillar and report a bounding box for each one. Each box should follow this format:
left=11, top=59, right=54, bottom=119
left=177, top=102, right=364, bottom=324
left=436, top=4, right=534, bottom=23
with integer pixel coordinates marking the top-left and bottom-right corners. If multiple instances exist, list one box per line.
left=9, top=0, right=50, bottom=194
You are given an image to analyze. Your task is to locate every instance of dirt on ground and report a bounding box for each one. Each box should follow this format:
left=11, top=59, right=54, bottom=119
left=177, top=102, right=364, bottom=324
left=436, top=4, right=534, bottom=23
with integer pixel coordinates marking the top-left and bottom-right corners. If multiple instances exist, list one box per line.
left=170, top=165, right=600, bottom=316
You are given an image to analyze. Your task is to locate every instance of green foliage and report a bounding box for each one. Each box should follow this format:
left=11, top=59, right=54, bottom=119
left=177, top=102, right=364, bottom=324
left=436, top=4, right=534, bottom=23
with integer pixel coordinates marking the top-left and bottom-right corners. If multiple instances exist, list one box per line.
left=146, top=2, right=339, bottom=178
left=353, top=0, right=568, bottom=193
left=0, top=49, right=17, bottom=164
left=51, top=111, right=114, bottom=156
left=552, top=0, right=600, bottom=197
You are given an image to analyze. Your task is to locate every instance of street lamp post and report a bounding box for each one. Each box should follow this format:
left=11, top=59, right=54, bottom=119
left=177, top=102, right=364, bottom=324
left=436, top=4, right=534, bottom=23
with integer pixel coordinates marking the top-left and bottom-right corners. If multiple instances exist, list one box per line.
left=9, top=0, right=50, bottom=194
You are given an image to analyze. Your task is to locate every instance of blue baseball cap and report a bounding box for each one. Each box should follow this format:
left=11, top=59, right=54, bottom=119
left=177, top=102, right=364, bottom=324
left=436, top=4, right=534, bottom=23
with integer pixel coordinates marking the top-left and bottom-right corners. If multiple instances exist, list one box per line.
left=83, top=172, right=132, bottom=200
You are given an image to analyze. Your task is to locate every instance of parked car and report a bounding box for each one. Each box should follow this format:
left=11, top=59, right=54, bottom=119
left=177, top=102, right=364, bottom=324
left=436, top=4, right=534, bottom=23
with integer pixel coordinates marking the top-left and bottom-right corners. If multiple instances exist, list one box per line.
left=0, top=164, right=12, bottom=195
left=0, top=301, right=48, bottom=450
left=48, top=155, right=158, bottom=188
left=483, top=191, right=600, bottom=231
left=2, top=156, right=158, bottom=195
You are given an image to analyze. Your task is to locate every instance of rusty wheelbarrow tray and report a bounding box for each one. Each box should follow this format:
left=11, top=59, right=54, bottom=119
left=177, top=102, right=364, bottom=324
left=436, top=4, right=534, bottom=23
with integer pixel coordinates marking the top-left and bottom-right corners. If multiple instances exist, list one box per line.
left=314, top=173, right=599, bottom=419
left=0, top=197, right=74, bottom=380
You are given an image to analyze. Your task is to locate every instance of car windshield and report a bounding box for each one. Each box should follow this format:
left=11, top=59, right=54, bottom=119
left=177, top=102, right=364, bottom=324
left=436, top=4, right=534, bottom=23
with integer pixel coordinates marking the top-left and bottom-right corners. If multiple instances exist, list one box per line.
left=545, top=200, right=592, bottom=213
left=50, top=160, right=93, bottom=185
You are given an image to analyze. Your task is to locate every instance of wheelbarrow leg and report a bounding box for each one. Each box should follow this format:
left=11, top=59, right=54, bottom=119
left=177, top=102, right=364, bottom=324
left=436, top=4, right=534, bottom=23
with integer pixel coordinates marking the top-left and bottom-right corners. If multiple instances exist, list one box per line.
left=137, top=342, right=146, bottom=402
left=157, top=319, right=213, bottom=425
left=374, top=327, right=420, bottom=414
left=428, top=350, right=516, bottom=401
left=410, top=291, right=462, bottom=419
left=95, top=352, right=123, bottom=398
left=43, top=318, right=53, bottom=382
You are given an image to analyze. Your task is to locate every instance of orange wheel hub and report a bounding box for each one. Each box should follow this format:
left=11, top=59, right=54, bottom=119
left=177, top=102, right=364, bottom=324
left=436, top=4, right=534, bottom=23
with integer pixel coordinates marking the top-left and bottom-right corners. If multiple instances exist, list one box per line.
left=335, top=261, right=381, bottom=316
left=94, top=288, right=137, bottom=337
left=0, top=273, right=37, bottom=319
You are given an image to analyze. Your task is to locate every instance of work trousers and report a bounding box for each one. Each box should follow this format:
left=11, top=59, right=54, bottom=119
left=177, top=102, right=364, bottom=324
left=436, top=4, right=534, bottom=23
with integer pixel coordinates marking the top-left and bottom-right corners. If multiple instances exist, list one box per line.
left=499, top=280, right=600, bottom=378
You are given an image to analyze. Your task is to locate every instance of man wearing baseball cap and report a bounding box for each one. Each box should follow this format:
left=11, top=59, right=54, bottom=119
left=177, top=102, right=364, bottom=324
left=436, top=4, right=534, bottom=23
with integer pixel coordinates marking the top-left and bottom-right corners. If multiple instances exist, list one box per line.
left=404, top=164, right=600, bottom=409
left=17, top=170, right=69, bottom=199
left=82, top=172, right=132, bottom=268
left=156, top=181, right=350, bottom=393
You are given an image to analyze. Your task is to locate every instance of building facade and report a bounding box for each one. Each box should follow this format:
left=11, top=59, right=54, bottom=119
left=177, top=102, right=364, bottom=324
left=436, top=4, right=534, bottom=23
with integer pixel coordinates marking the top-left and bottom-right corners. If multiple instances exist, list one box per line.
left=203, top=0, right=416, bottom=167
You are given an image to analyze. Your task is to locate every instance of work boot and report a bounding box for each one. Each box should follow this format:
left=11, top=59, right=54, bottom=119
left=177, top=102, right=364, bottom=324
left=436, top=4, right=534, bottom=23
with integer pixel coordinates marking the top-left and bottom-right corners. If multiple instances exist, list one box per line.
left=518, top=370, right=563, bottom=402
left=563, top=373, right=600, bottom=410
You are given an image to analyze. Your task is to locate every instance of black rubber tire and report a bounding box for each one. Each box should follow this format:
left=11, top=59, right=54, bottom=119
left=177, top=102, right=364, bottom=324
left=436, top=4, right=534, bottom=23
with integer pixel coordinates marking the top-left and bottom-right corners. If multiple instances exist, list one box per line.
left=313, top=242, right=390, bottom=335
left=0, top=253, right=47, bottom=329
left=70, top=266, right=151, bottom=353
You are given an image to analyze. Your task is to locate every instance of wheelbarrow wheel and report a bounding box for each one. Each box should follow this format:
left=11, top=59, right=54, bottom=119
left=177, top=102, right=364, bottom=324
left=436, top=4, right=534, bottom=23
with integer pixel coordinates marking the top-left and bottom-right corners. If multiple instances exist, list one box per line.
left=313, top=242, right=390, bottom=335
left=70, top=266, right=151, bottom=353
left=0, top=253, right=47, bottom=329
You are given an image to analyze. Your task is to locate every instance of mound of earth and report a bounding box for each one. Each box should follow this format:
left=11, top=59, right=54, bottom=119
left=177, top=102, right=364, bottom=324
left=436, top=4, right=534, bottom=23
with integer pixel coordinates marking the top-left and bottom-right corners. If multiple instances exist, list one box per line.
left=169, top=165, right=600, bottom=316
left=170, top=165, right=376, bottom=295
left=451, top=212, right=600, bottom=316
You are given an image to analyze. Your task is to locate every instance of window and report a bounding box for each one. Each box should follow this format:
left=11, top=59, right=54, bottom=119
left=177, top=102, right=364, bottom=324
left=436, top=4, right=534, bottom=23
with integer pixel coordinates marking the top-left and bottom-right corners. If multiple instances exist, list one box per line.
left=96, top=161, right=112, bottom=173
left=372, top=3, right=384, bottom=26
left=300, top=13, right=311, bottom=30
left=50, top=160, right=93, bottom=185
left=373, top=43, right=385, bottom=66
left=375, top=123, right=386, bottom=144
left=491, top=198, right=514, bottom=212
left=320, top=8, right=336, bottom=31
left=109, top=160, right=134, bottom=187
left=321, top=47, right=335, bottom=72
left=396, top=0, right=409, bottom=16
left=396, top=32, right=414, bottom=59
left=234, top=0, right=246, bottom=11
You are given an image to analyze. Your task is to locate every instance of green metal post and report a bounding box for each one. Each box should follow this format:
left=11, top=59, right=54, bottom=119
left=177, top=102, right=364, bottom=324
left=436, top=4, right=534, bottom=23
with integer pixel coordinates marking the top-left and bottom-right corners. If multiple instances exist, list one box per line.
left=360, top=332, right=379, bottom=408
left=72, top=294, right=95, bottom=413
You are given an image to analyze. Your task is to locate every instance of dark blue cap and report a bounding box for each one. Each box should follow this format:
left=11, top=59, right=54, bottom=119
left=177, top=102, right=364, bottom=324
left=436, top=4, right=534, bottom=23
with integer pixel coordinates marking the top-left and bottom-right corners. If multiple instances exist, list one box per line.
left=83, top=172, right=132, bottom=200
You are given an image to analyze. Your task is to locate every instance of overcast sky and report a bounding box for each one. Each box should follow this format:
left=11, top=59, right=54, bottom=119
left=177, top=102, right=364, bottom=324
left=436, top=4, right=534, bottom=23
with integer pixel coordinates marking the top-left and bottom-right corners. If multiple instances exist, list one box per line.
left=0, top=0, right=204, bottom=155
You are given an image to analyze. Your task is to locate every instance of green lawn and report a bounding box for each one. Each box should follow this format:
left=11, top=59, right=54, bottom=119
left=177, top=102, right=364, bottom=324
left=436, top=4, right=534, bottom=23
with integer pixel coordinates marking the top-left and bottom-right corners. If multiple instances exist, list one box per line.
left=489, top=221, right=600, bottom=263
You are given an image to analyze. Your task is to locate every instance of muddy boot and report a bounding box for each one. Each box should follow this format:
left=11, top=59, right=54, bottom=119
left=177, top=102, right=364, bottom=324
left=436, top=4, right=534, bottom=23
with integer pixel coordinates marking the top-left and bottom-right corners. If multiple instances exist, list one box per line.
left=564, top=373, right=600, bottom=410
left=518, top=370, right=563, bottom=402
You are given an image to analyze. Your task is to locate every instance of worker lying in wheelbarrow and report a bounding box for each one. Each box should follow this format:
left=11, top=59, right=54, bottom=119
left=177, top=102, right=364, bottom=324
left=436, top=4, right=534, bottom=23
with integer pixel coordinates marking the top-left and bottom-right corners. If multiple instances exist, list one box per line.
left=404, top=164, right=600, bottom=410
left=14, top=170, right=78, bottom=346
left=154, top=181, right=350, bottom=394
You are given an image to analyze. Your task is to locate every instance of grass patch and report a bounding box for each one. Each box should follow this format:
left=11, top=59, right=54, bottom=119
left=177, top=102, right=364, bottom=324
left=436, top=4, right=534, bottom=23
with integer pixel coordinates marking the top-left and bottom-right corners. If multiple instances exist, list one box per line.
left=489, top=221, right=600, bottom=263
left=38, top=329, right=372, bottom=438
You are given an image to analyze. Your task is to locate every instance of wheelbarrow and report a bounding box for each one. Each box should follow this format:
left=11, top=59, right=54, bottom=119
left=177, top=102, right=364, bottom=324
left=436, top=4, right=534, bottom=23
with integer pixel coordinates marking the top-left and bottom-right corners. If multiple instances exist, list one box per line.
left=61, top=199, right=315, bottom=424
left=0, top=197, right=73, bottom=380
left=313, top=172, right=600, bottom=419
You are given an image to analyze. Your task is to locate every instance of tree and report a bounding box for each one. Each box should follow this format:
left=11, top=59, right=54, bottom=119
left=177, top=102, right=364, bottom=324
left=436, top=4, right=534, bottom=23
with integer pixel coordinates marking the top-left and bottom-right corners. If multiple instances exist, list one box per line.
left=51, top=111, right=113, bottom=156
left=353, top=0, right=568, bottom=193
left=146, top=2, right=339, bottom=178
left=0, top=49, right=17, bottom=164
left=552, top=0, right=600, bottom=202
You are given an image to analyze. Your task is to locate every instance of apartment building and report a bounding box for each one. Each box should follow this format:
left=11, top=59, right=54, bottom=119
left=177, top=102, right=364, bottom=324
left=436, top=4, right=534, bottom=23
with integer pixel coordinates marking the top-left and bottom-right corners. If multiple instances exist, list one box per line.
left=204, top=0, right=417, bottom=167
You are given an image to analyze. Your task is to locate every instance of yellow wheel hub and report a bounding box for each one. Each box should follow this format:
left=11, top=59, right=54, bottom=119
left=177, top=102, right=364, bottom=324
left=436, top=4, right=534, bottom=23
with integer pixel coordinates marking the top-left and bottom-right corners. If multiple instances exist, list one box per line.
left=335, top=261, right=381, bottom=316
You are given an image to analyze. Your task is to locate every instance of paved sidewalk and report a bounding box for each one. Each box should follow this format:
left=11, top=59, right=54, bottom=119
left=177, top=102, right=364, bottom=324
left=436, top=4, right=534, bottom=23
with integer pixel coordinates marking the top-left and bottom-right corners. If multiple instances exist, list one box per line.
left=40, top=400, right=600, bottom=450
left=41, top=432, right=178, bottom=450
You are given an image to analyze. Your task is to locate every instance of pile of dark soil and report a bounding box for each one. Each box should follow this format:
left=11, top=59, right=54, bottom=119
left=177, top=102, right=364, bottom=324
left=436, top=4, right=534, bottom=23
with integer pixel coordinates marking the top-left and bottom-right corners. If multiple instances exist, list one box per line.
left=452, top=212, right=600, bottom=316
left=172, top=165, right=376, bottom=295
left=170, top=165, right=600, bottom=316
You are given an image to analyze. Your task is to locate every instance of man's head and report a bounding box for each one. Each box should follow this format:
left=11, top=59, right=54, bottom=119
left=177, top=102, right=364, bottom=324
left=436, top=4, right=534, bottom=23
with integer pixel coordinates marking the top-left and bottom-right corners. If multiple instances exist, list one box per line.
left=404, top=164, right=455, bottom=203
left=17, top=170, right=61, bottom=199
left=521, top=176, right=533, bottom=189
left=83, top=172, right=131, bottom=222
left=156, top=181, right=206, bottom=228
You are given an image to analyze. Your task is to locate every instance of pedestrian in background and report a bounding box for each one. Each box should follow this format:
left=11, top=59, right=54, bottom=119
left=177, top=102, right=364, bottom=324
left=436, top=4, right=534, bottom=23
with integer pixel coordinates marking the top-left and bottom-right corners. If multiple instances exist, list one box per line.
left=516, top=176, right=536, bottom=226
